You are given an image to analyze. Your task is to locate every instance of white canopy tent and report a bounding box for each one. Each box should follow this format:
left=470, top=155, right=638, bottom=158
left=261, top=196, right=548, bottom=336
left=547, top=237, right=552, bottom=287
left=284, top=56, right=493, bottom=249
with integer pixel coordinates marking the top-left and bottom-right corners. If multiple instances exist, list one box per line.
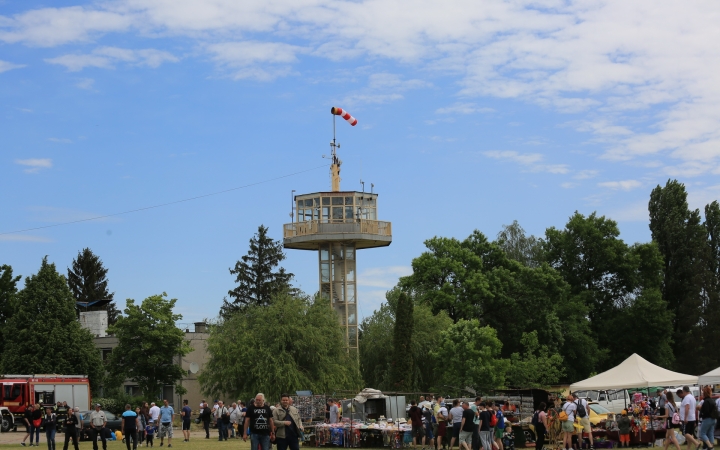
left=698, top=367, right=720, bottom=385
left=570, top=353, right=698, bottom=390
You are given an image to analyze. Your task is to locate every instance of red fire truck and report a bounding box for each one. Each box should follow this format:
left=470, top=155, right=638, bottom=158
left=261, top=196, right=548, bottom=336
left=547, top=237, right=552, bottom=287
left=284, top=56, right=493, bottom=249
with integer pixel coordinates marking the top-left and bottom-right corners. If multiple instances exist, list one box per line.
left=0, top=375, right=91, bottom=430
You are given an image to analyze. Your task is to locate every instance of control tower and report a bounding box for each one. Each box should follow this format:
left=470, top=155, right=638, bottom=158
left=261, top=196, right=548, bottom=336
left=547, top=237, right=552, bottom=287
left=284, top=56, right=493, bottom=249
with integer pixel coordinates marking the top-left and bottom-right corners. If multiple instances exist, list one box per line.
left=283, top=108, right=392, bottom=357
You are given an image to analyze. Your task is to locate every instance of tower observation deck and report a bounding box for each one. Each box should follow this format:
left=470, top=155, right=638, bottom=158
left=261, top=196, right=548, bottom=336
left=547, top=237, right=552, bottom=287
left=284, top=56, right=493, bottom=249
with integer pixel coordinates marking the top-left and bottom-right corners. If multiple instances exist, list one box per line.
left=283, top=107, right=392, bottom=357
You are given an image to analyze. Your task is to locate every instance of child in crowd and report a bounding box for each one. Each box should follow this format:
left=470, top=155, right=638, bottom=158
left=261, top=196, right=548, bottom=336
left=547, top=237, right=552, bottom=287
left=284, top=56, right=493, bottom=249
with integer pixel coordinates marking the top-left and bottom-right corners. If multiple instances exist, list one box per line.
left=617, top=410, right=631, bottom=448
left=145, top=420, right=156, bottom=447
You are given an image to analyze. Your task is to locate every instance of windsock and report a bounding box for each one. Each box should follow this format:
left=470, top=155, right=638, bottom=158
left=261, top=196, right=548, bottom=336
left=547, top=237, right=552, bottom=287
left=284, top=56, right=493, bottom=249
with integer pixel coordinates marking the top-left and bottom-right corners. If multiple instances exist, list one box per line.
left=331, top=106, right=358, bottom=126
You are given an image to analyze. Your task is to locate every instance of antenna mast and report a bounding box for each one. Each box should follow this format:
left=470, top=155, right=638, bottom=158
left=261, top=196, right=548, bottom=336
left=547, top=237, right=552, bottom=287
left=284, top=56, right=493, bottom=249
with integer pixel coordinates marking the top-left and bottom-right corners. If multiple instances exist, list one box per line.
left=330, top=112, right=342, bottom=191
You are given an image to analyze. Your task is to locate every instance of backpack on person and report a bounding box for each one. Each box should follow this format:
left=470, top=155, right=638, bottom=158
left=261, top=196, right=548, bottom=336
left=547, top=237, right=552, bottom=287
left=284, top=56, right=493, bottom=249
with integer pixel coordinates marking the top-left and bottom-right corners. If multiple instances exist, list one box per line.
left=576, top=399, right=587, bottom=418
left=490, top=411, right=498, bottom=427
left=531, top=411, right=540, bottom=428
left=559, top=403, right=570, bottom=422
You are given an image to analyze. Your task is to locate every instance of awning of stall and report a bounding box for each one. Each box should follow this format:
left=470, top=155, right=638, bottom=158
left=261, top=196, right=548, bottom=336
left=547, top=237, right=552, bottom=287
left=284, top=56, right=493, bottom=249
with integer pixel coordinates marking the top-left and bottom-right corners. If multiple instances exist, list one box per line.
left=698, top=367, right=720, bottom=385
left=353, top=388, right=387, bottom=404
left=569, top=353, right=698, bottom=390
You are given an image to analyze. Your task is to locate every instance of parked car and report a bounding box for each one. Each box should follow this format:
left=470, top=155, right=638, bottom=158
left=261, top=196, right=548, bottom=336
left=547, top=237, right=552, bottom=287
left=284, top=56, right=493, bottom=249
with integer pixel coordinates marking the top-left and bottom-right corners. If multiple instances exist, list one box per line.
left=78, top=410, right=122, bottom=441
left=588, top=402, right=611, bottom=425
left=573, top=390, right=631, bottom=414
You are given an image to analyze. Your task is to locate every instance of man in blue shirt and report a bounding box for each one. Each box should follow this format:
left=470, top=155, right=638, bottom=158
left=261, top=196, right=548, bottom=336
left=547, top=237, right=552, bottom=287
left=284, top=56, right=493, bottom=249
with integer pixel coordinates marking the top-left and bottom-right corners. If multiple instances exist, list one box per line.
left=180, top=400, right=192, bottom=443
left=157, top=399, right=176, bottom=448
left=121, top=404, right=140, bottom=450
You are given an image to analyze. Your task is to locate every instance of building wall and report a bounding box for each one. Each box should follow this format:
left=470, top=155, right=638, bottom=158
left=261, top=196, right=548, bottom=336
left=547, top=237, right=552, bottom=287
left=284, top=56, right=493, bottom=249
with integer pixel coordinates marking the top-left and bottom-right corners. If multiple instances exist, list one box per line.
left=93, top=329, right=210, bottom=412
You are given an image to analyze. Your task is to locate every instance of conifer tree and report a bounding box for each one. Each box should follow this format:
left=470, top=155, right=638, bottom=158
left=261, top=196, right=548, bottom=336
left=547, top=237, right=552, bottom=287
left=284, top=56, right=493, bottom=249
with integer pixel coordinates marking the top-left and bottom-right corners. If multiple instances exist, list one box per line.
left=0, top=257, right=103, bottom=388
left=68, top=248, right=119, bottom=324
left=220, top=225, right=294, bottom=318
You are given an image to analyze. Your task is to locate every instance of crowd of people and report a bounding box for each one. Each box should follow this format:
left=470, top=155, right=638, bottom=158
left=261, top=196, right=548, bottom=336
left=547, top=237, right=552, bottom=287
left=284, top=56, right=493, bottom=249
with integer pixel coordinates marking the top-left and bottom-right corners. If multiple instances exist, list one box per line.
left=554, top=386, right=720, bottom=450
left=404, top=395, right=509, bottom=450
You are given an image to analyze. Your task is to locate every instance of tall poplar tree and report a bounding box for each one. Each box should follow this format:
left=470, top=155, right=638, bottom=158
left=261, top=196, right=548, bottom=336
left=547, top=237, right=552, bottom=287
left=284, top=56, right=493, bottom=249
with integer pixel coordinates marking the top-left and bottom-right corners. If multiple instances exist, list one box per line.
left=220, top=225, right=294, bottom=318
left=701, top=201, right=720, bottom=371
left=0, top=258, right=103, bottom=388
left=649, top=180, right=707, bottom=372
left=68, top=248, right=120, bottom=324
left=388, top=292, right=414, bottom=391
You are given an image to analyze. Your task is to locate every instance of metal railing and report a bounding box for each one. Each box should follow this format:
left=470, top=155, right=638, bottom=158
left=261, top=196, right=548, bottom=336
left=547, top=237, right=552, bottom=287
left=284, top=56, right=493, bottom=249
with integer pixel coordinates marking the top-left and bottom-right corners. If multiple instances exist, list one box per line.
left=283, top=219, right=392, bottom=239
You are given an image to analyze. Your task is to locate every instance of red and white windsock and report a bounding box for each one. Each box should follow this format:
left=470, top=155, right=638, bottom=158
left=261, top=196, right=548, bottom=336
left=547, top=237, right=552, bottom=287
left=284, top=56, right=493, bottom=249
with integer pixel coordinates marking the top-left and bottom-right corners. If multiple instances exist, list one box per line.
left=331, top=106, right=358, bottom=126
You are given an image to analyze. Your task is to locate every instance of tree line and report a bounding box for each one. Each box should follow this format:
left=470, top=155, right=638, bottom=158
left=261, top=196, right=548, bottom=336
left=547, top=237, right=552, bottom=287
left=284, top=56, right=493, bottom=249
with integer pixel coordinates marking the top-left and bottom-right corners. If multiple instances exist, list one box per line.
left=361, top=179, right=720, bottom=392
left=3, top=178, right=718, bottom=401
left=0, top=252, right=190, bottom=399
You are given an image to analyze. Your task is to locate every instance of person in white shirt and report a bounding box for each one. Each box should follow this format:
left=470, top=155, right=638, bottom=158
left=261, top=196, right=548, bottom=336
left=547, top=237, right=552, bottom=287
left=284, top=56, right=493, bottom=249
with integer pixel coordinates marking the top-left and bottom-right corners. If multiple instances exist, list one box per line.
left=677, top=387, right=700, bottom=449
left=149, top=402, right=160, bottom=423
left=561, top=394, right=577, bottom=450
left=574, top=394, right=594, bottom=450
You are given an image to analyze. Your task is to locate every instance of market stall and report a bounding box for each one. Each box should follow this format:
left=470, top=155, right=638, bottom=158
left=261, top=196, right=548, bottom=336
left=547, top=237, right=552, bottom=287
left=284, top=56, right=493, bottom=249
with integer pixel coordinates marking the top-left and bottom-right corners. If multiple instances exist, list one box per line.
left=698, top=366, right=720, bottom=385
left=306, top=389, right=411, bottom=448
left=569, top=353, right=698, bottom=449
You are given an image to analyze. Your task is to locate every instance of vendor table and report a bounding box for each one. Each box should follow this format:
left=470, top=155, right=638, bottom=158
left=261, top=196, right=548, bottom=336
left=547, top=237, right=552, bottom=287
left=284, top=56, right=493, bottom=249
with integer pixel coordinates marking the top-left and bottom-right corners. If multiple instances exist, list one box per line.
left=310, top=425, right=413, bottom=448
left=591, top=429, right=666, bottom=445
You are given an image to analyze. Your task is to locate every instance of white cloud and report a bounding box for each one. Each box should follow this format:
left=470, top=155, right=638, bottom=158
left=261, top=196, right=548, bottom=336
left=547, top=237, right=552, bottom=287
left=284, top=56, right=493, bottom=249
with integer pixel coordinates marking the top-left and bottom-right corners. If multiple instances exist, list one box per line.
left=15, top=158, right=52, bottom=173
left=483, top=151, right=569, bottom=174
left=605, top=200, right=649, bottom=222
left=341, top=72, right=431, bottom=106
left=436, top=102, right=494, bottom=115
left=574, top=170, right=599, bottom=180
left=45, top=46, right=178, bottom=72
left=561, top=182, right=578, bottom=189
left=76, top=78, right=95, bottom=90
left=47, top=137, right=72, bottom=143
left=0, top=59, right=25, bottom=73
left=597, top=180, right=642, bottom=191
left=484, top=151, right=543, bottom=166
left=4, top=1, right=720, bottom=173
left=356, top=265, right=412, bottom=319
left=206, top=41, right=303, bottom=81
left=0, top=6, right=132, bottom=47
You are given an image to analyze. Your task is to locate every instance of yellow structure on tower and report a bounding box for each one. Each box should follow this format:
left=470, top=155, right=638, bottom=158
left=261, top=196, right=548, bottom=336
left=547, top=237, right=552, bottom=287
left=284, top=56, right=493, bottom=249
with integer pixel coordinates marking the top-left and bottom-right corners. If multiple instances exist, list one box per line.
left=283, top=109, right=392, bottom=357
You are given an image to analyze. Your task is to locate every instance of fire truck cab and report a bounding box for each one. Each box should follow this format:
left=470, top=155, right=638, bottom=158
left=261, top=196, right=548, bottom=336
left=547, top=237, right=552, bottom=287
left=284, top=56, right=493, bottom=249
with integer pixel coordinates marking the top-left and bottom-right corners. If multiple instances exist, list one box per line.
left=0, top=375, right=91, bottom=430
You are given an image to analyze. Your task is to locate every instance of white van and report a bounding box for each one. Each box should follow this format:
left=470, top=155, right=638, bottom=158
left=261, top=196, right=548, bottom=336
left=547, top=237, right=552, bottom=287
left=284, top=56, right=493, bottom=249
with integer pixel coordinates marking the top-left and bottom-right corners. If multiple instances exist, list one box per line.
left=573, top=390, right=631, bottom=414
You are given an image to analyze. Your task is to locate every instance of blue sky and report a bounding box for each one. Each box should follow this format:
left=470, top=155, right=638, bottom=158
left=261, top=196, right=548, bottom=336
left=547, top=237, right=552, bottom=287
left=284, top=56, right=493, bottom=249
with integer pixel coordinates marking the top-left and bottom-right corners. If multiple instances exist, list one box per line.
left=3, top=0, right=720, bottom=325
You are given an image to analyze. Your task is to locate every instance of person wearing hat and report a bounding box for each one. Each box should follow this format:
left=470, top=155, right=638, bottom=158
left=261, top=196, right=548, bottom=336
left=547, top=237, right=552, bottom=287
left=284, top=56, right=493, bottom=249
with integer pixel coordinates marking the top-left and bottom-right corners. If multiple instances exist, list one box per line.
left=617, top=410, right=630, bottom=448
left=89, top=404, right=108, bottom=450
left=145, top=420, right=156, bottom=447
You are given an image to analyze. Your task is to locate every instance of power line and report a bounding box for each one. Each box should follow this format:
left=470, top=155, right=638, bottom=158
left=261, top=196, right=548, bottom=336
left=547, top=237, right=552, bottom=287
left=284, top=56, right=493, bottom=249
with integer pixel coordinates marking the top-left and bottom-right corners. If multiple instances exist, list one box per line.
left=1, top=163, right=329, bottom=236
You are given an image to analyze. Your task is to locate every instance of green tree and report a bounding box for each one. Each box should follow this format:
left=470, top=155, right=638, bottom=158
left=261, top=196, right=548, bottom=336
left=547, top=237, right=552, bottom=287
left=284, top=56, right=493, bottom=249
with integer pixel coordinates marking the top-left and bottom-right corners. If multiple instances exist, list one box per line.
left=68, top=248, right=120, bottom=325
left=508, top=331, right=565, bottom=388
left=0, top=264, right=21, bottom=337
left=359, top=290, right=452, bottom=391
left=107, top=293, right=192, bottom=398
left=702, top=201, right=720, bottom=371
left=430, top=319, right=508, bottom=391
left=496, top=220, right=544, bottom=267
left=649, top=180, right=706, bottom=372
left=0, top=258, right=104, bottom=389
left=544, top=212, right=670, bottom=371
left=400, top=229, right=595, bottom=381
left=387, top=292, right=414, bottom=391
left=200, top=293, right=361, bottom=400
left=220, top=225, right=294, bottom=318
